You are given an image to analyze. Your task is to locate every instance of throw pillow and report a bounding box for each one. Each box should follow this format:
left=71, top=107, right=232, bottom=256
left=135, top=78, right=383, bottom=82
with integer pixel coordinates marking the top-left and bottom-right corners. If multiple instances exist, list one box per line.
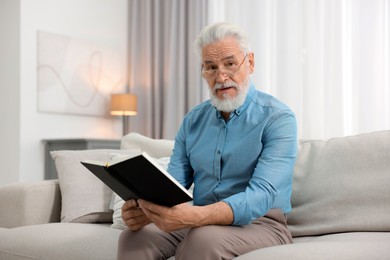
left=50, top=149, right=140, bottom=223
left=287, top=130, right=390, bottom=236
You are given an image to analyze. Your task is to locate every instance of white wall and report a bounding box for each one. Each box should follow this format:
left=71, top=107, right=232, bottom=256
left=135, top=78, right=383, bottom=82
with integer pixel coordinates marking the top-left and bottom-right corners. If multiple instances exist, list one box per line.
left=0, top=0, right=21, bottom=185
left=0, top=0, right=128, bottom=186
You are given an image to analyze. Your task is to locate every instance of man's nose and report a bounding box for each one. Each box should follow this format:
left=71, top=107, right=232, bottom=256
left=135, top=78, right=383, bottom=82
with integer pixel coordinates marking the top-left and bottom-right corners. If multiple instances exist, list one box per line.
left=215, top=69, right=229, bottom=83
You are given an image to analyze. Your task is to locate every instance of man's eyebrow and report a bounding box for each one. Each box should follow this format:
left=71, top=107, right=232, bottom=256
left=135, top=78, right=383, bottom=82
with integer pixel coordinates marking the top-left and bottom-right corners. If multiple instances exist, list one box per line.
left=203, top=55, right=237, bottom=64
left=221, top=55, right=236, bottom=61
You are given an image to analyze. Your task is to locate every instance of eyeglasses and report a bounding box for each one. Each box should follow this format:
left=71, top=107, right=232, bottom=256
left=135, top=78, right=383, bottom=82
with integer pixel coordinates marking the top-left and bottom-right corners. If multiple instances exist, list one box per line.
left=201, top=54, right=248, bottom=80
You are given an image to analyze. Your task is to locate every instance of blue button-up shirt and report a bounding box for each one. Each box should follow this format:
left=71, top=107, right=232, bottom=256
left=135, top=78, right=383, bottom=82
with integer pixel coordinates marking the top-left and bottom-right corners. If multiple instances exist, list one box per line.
left=168, top=81, right=297, bottom=225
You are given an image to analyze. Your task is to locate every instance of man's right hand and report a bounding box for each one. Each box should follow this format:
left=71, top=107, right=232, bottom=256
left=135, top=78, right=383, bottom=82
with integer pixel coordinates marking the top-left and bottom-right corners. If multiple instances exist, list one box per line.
left=121, top=199, right=151, bottom=231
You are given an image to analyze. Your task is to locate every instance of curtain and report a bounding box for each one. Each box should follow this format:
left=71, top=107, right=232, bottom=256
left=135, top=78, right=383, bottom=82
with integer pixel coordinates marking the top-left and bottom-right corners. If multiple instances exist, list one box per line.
left=128, top=0, right=390, bottom=140
left=127, top=0, right=208, bottom=139
left=210, top=0, right=390, bottom=139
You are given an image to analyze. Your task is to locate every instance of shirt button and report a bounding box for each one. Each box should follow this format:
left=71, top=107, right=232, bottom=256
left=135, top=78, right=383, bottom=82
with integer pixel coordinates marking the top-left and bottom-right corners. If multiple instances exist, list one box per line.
left=217, top=150, right=221, bottom=155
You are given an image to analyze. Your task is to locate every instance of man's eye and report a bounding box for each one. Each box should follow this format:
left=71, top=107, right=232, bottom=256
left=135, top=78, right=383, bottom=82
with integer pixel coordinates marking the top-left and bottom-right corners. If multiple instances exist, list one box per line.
left=225, top=62, right=236, bottom=68
left=205, top=65, right=218, bottom=71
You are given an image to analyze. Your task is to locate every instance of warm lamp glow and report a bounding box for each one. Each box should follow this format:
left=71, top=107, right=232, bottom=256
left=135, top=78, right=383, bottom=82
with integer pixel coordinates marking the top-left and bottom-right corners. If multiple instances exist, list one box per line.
left=110, top=93, right=138, bottom=136
left=110, top=94, right=138, bottom=116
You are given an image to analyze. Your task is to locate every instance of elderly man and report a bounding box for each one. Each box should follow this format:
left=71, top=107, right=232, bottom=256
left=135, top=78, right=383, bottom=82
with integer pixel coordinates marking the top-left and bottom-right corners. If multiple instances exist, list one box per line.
left=117, top=22, right=297, bottom=260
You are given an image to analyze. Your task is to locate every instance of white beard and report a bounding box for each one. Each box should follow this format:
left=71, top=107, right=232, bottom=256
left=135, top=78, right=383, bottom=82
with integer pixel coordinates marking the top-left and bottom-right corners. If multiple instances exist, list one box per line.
left=210, top=78, right=250, bottom=113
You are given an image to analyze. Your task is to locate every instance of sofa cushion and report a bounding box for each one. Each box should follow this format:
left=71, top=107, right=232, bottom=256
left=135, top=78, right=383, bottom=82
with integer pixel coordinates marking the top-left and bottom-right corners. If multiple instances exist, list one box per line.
left=0, top=223, right=122, bottom=260
left=51, top=149, right=139, bottom=223
left=287, top=130, right=390, bottom=236
left=0, top=180, right=60, bottom=228
left=235, top=232, right=390, bottom=260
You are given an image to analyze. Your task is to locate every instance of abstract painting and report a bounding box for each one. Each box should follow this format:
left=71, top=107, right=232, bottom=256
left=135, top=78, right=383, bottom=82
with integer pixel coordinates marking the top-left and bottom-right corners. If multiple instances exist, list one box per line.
left=37, top=31, right=125, bottom=116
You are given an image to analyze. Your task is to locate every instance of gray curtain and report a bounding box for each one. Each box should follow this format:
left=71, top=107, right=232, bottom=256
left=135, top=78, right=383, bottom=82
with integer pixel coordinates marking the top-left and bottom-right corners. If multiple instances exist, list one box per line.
left=128, top=0, right=209, bottom=139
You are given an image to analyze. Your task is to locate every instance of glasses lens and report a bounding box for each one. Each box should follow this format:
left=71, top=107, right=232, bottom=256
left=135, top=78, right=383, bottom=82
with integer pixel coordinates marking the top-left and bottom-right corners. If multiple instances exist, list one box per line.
left=202, top=70, right=216, bottom=79
left=201, top=54, right=247, bottom=79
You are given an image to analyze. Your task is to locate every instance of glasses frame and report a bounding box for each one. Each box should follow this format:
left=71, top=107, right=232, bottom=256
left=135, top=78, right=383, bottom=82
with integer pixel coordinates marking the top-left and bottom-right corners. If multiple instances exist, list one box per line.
left=201, top=53, right=248, bottom=80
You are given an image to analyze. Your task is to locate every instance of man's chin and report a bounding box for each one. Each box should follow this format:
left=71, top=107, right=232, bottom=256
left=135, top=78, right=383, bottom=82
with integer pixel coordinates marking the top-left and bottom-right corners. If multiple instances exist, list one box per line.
left=210, top=78, right=250, bottom=112
left=217, top=92, right=235, bottom=101
left=211, top=95, right=242, bottom=112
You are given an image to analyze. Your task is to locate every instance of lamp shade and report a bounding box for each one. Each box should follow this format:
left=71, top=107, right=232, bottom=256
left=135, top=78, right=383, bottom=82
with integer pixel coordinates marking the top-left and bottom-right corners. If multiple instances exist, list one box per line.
left=110, top=93, right=137, bottom=116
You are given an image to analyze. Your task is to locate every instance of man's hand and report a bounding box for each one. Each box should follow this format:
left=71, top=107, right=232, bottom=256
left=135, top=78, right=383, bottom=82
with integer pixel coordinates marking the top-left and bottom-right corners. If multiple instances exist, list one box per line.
left=121, top=199, right=151, bottom=231
left=138, top=199, right=233, bottom=233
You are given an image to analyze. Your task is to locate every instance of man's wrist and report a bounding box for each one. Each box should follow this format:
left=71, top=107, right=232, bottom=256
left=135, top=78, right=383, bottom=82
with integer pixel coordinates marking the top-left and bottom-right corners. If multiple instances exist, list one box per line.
left=197, top=201, right=234, bottom=226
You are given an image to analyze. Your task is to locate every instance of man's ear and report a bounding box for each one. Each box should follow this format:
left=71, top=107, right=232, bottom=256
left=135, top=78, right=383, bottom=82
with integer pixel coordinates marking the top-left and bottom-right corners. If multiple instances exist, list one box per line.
left=248, top=52, right=255, bottom=74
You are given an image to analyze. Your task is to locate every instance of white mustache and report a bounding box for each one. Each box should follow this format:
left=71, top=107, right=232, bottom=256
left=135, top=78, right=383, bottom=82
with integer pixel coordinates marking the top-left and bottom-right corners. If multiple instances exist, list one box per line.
left=214, top=82, right=239, bottom=91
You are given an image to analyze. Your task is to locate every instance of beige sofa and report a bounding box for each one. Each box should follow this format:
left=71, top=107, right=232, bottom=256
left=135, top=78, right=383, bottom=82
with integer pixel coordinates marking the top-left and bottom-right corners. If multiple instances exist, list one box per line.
left=1, top=130, right=390, bottom=260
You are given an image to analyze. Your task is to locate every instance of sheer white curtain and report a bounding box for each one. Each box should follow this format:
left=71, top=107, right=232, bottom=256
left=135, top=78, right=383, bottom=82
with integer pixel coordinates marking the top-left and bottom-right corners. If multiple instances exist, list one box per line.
left=128, top=0, right=390, bottom=140
left=210, top=0, right=390, bottom=139
left=127, top=0, right=208, bottom=139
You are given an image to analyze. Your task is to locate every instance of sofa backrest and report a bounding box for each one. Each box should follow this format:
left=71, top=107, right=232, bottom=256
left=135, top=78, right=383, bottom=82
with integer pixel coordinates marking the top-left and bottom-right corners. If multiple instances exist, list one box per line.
left=287, top=130, right=390, bottom=237
left=121, top=132, right=174, bottom=158
left=121, top=131, right=390, bottom=237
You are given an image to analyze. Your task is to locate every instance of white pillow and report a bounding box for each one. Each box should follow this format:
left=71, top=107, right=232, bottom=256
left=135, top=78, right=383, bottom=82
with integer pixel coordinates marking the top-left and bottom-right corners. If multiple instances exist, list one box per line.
left=111, top=157, right=171, bottom=229
left=50, top=149, right=140, bottom=223
left=110, top=193, right=126, bottom=229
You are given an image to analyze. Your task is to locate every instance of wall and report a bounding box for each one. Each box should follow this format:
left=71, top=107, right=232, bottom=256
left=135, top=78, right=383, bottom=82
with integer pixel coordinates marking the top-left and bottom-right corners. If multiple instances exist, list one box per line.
left=0, top=0, right=128, bottom=186
left=0, top=0, right=21, bottom=185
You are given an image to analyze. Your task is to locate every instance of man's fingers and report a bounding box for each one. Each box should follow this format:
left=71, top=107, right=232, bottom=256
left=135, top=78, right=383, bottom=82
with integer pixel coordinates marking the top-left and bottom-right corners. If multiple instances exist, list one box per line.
left=125, top=215, right=150, bottom=231
left=138, top=199, right=165, bottom=215
left=122, top=199, right=139, bottom=212
left=122, top=207, right=145, bottom=220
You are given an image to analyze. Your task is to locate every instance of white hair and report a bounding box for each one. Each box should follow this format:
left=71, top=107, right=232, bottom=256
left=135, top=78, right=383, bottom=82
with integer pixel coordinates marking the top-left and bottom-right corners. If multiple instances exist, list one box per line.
left=193, top=22, right=251, bottom=57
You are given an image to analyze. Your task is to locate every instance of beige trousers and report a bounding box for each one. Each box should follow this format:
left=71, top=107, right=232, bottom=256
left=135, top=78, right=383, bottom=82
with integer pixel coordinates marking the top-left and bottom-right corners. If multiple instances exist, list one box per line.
left=117, top=209, right=292, bottom=260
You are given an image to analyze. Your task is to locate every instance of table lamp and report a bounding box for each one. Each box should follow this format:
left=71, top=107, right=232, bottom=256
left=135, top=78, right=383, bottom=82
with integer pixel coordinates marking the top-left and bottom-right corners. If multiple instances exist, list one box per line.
left=110, top=93, right=138, bottom=136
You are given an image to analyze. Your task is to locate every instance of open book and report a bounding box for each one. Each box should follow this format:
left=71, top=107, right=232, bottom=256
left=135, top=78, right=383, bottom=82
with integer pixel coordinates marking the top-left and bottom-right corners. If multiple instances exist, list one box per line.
left=81, top=151, right=193, bottom=207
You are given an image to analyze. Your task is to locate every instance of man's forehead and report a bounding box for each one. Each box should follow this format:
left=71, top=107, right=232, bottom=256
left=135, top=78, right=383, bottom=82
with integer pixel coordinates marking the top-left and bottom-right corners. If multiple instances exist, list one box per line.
left=202, top=54, right=237, bottom=64
left=201, top=38, right=242, bottom=62
left=202, top=48, right=241, bottom=63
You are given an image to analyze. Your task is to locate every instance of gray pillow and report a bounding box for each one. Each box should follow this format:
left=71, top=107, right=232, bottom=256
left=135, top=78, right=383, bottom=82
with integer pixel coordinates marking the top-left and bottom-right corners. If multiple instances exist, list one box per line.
left=51, top=149, right=140, bottom=223
left=287, top=130, right=390, bottom=236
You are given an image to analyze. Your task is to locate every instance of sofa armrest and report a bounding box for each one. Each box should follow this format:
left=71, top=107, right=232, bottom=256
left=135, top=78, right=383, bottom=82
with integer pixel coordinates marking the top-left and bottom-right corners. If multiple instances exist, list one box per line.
left=0, top=180, right=61, bottom=228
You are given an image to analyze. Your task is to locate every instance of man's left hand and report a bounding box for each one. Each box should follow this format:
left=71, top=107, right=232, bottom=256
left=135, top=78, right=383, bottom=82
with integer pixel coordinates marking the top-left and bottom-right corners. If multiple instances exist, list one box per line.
left=137, top=199, right=234, bottom=233
left=137, top=199, right=202, bottom=233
